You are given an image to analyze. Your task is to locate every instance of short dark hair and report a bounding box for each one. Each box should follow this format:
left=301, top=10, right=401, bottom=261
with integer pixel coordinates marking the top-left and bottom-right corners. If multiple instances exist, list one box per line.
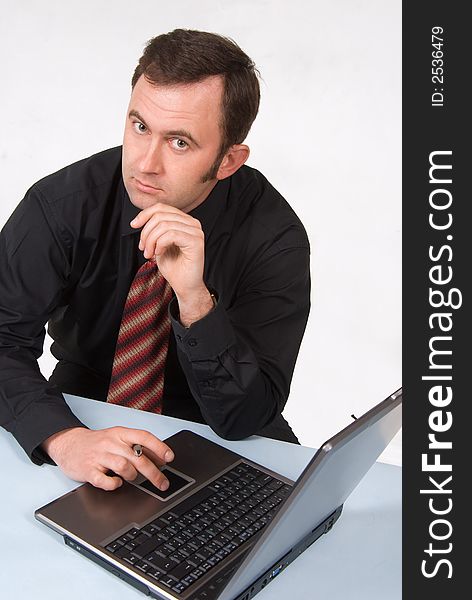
left=132, top=29, right=261, bottom=158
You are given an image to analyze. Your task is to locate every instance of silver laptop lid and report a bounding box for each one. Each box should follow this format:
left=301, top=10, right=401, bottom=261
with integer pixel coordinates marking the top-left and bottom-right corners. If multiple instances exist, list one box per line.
left=218, top=388, right=402, bottom=600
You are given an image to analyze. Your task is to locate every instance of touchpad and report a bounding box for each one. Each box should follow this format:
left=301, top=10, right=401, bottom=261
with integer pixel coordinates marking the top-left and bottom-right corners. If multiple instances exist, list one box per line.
left=137, top=466, right=195, bottom=501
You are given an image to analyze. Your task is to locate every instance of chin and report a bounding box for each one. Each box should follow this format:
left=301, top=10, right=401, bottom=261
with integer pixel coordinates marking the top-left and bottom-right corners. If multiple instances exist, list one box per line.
left=126, top=186, right=158, bottom=209
left=130, top=195, right=160, bottom=210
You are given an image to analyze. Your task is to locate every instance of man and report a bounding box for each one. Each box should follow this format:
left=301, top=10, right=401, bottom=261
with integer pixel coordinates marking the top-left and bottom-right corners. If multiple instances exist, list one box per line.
left=0, top=30, right=310, bottom=493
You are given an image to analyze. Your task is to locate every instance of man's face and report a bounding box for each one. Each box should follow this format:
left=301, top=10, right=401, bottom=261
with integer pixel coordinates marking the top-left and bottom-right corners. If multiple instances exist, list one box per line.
left=122, top=75, right=225, bottom=212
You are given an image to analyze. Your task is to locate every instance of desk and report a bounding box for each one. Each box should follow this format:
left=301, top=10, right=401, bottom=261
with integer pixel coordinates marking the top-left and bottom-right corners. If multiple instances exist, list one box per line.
left=0, top=395, right=401, bottom=599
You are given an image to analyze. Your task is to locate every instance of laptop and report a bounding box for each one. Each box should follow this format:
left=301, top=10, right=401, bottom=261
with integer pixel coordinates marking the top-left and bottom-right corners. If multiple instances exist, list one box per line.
left=35, top=387, right=402, bottom=600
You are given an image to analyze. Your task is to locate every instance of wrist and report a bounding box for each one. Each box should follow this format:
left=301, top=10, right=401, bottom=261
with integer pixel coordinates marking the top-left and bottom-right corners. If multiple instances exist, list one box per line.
left=41, top=427, right=84, bottom=460
left=177, top=286, right=217, bottom=328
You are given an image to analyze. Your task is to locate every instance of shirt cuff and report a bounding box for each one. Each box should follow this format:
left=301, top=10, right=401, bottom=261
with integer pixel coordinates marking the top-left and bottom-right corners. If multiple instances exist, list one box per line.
left=13, top=398, right=87, bottom=466
left=169, top=294, right=236, bottom=361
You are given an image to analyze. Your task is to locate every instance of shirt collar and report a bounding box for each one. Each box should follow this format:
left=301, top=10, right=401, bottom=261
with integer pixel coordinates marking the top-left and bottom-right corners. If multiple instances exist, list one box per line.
left=189, top=176, right=230, bottom=240
left=120, top=175, right=230, bottom=239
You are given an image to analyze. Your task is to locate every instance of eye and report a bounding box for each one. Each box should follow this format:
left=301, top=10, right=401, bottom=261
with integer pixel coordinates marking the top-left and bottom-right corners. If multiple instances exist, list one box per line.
left=132, top=121, right=147, bottom=134
left=170, top=138, right=189, bottom=151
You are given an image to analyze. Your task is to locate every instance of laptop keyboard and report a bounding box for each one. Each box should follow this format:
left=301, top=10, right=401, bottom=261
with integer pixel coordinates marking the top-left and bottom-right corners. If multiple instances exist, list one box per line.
left=103, top=462, right=291, bottom=595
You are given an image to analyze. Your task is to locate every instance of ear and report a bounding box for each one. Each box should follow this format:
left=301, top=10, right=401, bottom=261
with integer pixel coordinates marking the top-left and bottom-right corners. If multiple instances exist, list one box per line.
left=216, top=144, right=250, bottom=180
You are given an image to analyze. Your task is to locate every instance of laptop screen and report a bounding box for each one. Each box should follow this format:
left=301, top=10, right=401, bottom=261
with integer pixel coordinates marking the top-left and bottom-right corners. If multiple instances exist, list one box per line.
left=218, top=391, right=402, bottom=600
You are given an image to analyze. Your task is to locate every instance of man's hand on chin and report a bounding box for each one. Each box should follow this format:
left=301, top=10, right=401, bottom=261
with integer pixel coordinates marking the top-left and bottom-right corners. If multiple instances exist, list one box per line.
left=131, top=203, right=215, bottom=327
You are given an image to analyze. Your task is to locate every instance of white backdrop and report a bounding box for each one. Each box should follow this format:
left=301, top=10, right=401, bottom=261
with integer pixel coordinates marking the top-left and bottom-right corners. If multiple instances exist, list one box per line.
left=0, top=1, right=401, bottom=464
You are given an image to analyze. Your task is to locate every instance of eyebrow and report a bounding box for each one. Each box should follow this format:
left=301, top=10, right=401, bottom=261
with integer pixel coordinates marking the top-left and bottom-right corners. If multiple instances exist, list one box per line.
left=128, top=109, right=200, bottom=147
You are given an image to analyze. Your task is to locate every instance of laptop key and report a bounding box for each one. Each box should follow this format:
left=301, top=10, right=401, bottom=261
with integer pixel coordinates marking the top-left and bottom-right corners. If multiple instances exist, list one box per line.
left=135, top=561, right=151, bottom=573
left=169, top=560, right=195, bottom=580
left=199, top=515, right=214, bottom=526
left=172, top=582, right=188, bottom=594
left=232, top=465, right=247, bottom=476
left=214, top=533, right=232, bottom=546
left=158, top=545, right=172, bottom=557
left=164, top=512, right=179, bottom=522
left=123, top=554, right=139, bottom=566
left=114, top=545, right=131, bottom=558
left=151, top=517, right=169, bottom=529
left=156, top=531, right=170, bottom=543
left=251, top=520, right=264, bottom=531
left=173, top=535, right=188, bottom=546
left=179, top=543, right=196, bottom=557
left=142, top=523, right=160, bottom=536
left=279, top=484, right=292, bottom=496
left=195, top=547, right=213, bottom=560
left=195, top=533, right=211, bottom=545
left=166, top=525, right=179, bottom=535
left=228, top=523, right=245, bottom=536
left=172, top=519, right=187, bottom=530
left=125, top=527, right=141, bottom=539
left=133, top=536, right=163, bottom=558
left=117, top=534, right=133, bottom=545
left=190, top=568, right=205, bottom=580
left=168, top=552, right=185, bottom=566
left=124, top=540, right=139, bottom=551
left=147, top=569, right=162, bottom=581
left=266, top=479, right=284, bottom=490
left=147, top=554, right=179, bottom=574
left=187, top=553, right=204, bottom=567
left=163, top=540, right=181, bottom=553
left=106, top=541, right=122, bottom=553
left=133, top=532, right=150, bottom=545
left=207, top=541, right=222, bottom=554
left=160, top=575, right=179, bottom=589
left=212, top=520, right=227, bottom=532
left=186, top=540, right=204, bottom=552
left=207, top=554, right=222, bottom=567
left=181, top=573, right=199, bottom=586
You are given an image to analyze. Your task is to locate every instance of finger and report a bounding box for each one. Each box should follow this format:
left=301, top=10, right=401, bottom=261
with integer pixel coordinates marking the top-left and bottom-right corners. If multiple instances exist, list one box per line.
left=142, top=222, right=203, bottom=259
left=117, top=428, right=175, bottom=464
left=132, top=454, right=170, bottom=491
left=139, top=214, right=201, bottom=253
left=105, top=452, right=139, bottom=482
left=88, top=467, right=123, bottom=491
left=140, top=219, right=200, bottom=255
left=153, top=229, right=204, bottom=261
left=131, top=203, right=194, bottom=229
left=142, top=446, right=166, bottom=468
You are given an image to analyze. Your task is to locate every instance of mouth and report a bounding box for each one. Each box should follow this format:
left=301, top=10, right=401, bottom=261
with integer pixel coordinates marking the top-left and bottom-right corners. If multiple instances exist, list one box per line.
left=133, top=177, right=161, bottom=194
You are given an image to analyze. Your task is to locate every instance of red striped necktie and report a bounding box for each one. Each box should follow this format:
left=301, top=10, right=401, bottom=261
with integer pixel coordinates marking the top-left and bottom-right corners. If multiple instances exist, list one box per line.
left=107, top=260, right=172, bottom=413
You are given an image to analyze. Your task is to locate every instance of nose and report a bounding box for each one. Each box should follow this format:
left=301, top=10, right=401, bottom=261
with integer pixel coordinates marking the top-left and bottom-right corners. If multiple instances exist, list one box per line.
left=138, top=140, right=163, bottom=175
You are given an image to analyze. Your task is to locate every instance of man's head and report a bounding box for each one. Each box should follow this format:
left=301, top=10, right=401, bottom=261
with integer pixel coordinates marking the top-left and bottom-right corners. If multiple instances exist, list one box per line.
left=123, top=29, right=261, bottom=211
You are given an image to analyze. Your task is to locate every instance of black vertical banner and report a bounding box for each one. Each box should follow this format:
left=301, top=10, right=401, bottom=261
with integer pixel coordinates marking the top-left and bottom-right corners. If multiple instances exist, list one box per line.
left=403, top=1, right=468, bottom=598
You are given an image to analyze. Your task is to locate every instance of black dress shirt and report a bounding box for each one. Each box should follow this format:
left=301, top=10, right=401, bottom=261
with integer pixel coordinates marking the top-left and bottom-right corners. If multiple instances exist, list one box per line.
left=0, top=147, right=310, bottom=465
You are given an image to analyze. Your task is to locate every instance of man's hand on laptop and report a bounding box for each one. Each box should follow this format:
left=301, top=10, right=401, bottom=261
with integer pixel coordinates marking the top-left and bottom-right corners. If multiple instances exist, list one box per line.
left=41, top=426, right=175, bottom=491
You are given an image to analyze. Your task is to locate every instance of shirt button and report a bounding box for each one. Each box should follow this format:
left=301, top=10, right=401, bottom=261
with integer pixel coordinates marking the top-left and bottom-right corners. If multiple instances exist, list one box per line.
left=188, top=338, right=198, bottom=347
left=176, top=334, right=182, bottom=342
